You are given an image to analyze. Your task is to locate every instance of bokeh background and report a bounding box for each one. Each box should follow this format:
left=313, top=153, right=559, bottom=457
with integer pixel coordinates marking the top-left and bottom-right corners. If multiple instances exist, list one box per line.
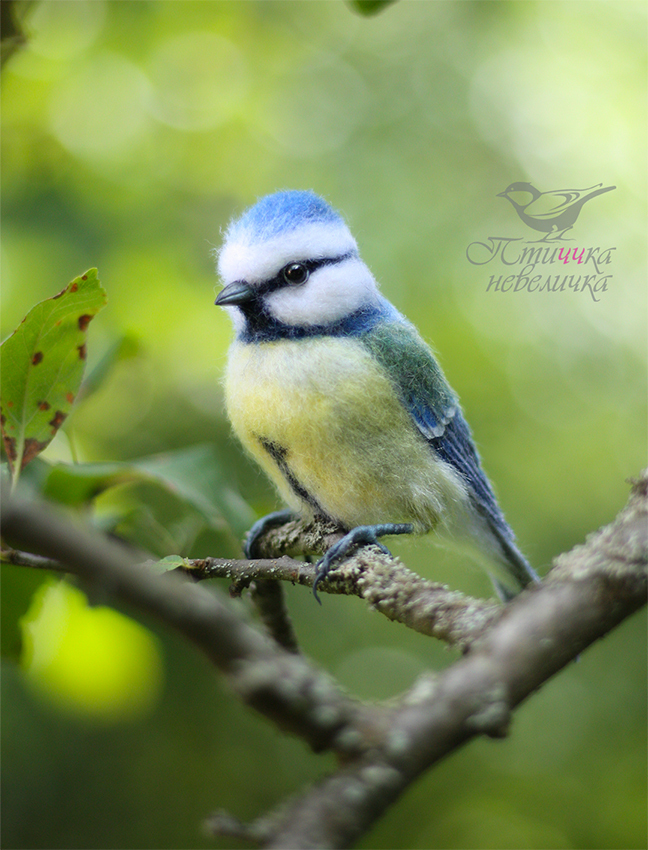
left=2, top=1, right=646, bottom=848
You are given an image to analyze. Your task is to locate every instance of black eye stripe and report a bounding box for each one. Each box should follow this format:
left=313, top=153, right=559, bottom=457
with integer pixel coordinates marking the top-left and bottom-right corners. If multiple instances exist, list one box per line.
left=297, top=252, right=354, bottom=274
left=257, top=251, right=356, bottom=296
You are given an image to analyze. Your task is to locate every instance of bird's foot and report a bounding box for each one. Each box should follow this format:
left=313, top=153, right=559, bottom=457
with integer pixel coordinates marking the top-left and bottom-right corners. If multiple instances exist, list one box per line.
left=312, top=523, right=414, bottom=604
left=244, top=509, right=298, bottom=559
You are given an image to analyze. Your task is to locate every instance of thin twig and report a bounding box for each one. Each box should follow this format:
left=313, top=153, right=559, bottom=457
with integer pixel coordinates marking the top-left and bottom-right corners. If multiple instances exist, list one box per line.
left=249, top=579, right=300, bottom=654
left=185, top=551, right=500, bottom=650
left=1, top=493, right=381, bottom=758
left=1, top=546, right=64, bottom=572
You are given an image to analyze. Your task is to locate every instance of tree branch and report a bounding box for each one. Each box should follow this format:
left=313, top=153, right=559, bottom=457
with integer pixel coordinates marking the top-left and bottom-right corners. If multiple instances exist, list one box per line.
left=2, top=473, right=646, bottom=849
left=242, top=473, right=648, bottom=848
left=248, top=578, right=301, bottom=654
left=2, top=545, right=64, bottom=572
left=6, top=538, right=500, bottom=650
left=1, top=493, right=382, bottom=757
left=185, top=548, right=500, bottom=651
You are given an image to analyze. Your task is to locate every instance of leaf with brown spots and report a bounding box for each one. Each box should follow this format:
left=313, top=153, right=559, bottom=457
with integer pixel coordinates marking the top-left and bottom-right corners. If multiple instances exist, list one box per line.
left=0, top=269, right=106, bottom=482
left=78, top=315, right=93, bottom=331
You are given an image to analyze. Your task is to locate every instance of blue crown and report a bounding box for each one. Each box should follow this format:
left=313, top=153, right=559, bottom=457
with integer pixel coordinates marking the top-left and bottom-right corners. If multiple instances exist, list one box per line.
left=228, top=190, right=344, bottom=243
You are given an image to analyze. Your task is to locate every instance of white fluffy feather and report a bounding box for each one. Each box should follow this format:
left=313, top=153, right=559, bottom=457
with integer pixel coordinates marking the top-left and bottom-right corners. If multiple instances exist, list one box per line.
left=266, top=257, right=380, bottom=326
left=218, top=221, right=357, bottom=287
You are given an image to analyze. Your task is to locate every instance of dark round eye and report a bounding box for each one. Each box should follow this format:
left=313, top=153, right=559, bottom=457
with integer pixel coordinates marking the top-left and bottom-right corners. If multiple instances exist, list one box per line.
left=282, top=263, right=309, bottom=286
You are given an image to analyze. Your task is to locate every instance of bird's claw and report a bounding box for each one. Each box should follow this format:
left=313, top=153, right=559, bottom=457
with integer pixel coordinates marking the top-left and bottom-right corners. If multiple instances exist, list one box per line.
left=244, top=509, right=297, bottom=559
left=312, top=523, right=413, bottom=604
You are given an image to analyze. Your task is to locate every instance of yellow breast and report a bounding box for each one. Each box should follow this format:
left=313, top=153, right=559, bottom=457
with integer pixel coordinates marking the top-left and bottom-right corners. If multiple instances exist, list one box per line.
left=224, top=337, right=466, bottom=530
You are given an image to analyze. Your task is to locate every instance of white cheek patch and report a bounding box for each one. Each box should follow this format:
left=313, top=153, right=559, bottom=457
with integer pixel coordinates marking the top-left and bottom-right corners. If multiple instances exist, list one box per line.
left=218, top=222, right=357, bottom=285
left=223, top=304, right=245, bottom=334
left=265, top=257, right=381, bottom=326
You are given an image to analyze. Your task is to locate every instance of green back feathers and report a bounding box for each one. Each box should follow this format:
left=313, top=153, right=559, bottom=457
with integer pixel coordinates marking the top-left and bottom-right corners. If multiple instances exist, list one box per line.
left=360, top=320, right=457, bottom=440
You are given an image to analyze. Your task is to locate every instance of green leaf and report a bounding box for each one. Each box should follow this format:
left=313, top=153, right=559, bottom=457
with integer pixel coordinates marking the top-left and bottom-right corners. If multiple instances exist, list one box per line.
left=144, top=555, right=189, bottom=574
left=134, top=444, right=255, bottom=539
left=43, top=461, right=137, bottom=505
left=42, top=444, right=255, bottom=540
left=347, top=0, right=396, bottom=16
left=0, top=269, right=107, bottom=482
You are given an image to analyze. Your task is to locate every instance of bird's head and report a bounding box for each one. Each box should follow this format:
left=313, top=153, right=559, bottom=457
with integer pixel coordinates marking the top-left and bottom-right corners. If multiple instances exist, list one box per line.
left=215, top=191, right=380, bottom=335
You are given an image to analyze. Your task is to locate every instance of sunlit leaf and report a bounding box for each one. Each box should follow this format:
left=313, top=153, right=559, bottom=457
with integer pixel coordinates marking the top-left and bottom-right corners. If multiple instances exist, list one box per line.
left=20, top=579, right=163, bottom=721
left=0, top=269, right=107, bottom=480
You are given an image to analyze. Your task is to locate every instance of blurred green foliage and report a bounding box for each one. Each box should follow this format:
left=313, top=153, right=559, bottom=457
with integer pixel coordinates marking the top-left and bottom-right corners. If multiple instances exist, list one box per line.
left=21, top=579, right=164, bottom=721
left=1, top=1, right=646, bottom=848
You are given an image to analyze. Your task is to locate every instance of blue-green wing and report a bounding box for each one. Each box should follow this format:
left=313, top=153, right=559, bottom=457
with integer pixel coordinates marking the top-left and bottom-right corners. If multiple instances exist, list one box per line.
left=361, top=318, right=514, bottom=542
left=360, top=319, right=457, bottom=438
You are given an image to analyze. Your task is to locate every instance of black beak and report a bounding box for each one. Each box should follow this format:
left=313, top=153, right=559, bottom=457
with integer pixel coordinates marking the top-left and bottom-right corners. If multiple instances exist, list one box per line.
left=215, top=280, right=255, bottom=307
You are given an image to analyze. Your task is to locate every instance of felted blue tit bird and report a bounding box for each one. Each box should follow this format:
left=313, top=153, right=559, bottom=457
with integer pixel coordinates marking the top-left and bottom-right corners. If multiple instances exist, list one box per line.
left=215, top=190, right=539, bottom=602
